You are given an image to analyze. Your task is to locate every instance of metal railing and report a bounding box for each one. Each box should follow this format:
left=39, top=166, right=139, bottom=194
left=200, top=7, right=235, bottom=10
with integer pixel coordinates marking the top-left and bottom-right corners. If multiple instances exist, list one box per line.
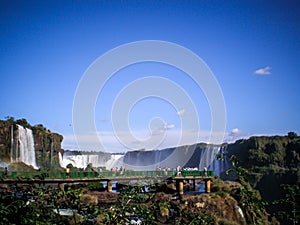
left=0, top=170, right=177, bottom=180
left=180, top=170, right=214, bottom=177
left=0, top=170, right=214, bottom=180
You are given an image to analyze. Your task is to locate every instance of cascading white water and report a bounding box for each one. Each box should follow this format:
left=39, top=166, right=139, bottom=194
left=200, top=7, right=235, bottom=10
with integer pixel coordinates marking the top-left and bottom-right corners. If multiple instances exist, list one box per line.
left=199, top=145, right=230, bottom=176
left=59, top=152, right=124, bottom=169
left=59, top=145, right=231, bottom=175
left=199, top=145, right=219, bottom=170
left=14, top=125, right=39, bottom=169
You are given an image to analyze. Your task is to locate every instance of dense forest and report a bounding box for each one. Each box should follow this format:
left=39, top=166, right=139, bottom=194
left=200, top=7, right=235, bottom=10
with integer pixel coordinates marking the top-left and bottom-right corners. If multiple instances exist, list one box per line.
left=226, top=134, right=300, bottom=224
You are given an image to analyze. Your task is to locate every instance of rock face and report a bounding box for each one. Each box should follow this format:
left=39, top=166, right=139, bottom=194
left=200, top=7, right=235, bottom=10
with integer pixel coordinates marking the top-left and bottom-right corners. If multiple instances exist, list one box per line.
left=0, top=118, right=63, bottom=169
left=226, top=135, right=300, bottom=224
left=31, top=125, right=63, bottom=169
left=226, top=135, right=300, bottom=189
left=181, top=194, right=247, bottom=225
left=0, top=120, right=11, bottom=163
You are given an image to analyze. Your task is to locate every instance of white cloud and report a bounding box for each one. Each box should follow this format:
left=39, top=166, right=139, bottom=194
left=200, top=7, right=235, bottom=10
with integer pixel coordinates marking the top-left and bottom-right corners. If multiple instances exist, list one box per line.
left=163, top=123, right=175, bottom=130
left=223, top=128, right=251, bottom=143
left=177, top=109, right=186, bottom=116
left=151, top=123, right=176, bottom=136
left=254, top=66, right=271, bottom=75
left=230, top=128, right=241, bottom=135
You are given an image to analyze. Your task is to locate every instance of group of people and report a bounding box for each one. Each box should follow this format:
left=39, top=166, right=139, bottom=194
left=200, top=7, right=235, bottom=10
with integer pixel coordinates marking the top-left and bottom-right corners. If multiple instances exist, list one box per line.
left=155, top=166, right=174, bottom=172
left=176, top=166, right=208, bottom=176
left=62, top=165, right=209, bottom=178
left=111, top=166, right=125, bottom=175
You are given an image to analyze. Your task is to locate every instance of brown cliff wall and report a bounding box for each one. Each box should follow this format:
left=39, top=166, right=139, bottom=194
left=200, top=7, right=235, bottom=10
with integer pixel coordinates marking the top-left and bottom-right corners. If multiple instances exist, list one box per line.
left=0, top=118, right=63, bottom=169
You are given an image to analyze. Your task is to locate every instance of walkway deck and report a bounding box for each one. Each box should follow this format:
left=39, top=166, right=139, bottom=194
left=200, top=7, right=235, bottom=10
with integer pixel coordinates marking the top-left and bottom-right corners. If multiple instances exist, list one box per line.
left=0, top=170, right=214, bottom=194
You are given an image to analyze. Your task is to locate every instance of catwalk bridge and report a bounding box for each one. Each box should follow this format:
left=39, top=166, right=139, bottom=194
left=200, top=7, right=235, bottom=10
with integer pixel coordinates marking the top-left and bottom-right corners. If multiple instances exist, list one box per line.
left=0, top=170, right=214, bottom=195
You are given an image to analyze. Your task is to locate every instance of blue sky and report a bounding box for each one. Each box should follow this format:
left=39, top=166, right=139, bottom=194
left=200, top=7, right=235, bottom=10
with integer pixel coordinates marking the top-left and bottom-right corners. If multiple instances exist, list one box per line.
left=1, top=0, right=300, bottom=152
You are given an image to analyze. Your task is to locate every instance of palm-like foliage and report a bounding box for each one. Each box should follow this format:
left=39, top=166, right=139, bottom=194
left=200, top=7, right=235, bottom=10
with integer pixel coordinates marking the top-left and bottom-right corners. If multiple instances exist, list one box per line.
left=226, top=155, right=249, bottom=182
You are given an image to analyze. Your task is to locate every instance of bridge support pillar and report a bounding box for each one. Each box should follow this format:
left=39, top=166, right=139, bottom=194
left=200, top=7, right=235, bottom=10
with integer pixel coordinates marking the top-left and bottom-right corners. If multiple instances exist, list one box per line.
left=193, top=179, right=198, bottom=191
left=204, top=179, right=211, bottom=193
left=107, top=180, right=113, bottom=192
left=176, top=180, right=184, bottom=195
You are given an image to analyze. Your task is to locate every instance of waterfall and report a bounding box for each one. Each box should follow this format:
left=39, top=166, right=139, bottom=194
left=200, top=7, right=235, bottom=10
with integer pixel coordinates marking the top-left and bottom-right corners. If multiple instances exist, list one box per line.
left=10, top=125, right=14, bottom=163
left=59, top=144, right=231, bottom=175
left=58, top=152, right=64, bottom=167
left=198, top=145, right=220, bottom=170
left=59, top=151, right=124, bottom=169
left=199, top=145, right=230, bottom=176
left=12, top=125, right=39, bottom=169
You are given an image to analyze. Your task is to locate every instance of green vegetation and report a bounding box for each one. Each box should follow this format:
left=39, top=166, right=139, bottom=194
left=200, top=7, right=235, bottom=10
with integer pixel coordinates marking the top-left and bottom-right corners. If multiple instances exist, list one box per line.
left=273, top=184, right=300, bottom=225
left=226, top=135, right=300, bottom=225
left=222, top=156, right=270, bottom=224
left=231, top=182, right=268, bottom=225
left=0, top=175, right=274, bottom=225
left=0, top=184, right=218, bottom=224
left=225, top=155, right=249, bottom=182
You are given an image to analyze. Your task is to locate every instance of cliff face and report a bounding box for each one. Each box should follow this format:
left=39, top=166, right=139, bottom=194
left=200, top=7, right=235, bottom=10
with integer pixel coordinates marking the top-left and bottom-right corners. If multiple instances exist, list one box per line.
left=226, top=135, right=300, bottom=224
left=0, top=120, right=11, bottom=162
left=31, top=125, right=63, bottom=169
left=226, top=135, right=300, bottom=186
left=227, top=135, right=300, bottom=169
left=0, top=118, right=63, bottom=169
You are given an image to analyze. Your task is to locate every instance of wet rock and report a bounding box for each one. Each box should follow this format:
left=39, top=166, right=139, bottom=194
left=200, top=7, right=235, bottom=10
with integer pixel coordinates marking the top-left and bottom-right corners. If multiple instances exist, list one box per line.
left=80, top=193, right=98, bottom=205
left=90, top=191, right=119, bottom=203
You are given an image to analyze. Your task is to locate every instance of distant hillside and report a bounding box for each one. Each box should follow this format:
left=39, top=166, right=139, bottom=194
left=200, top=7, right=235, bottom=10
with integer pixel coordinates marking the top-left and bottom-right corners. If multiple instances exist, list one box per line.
left=226, top=134, right=300, bottom=186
